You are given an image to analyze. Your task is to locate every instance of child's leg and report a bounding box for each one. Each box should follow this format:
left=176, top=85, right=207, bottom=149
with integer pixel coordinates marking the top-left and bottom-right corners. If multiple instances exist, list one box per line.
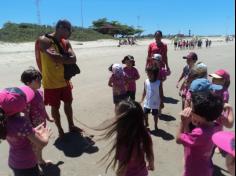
left=143, top=108, right=150, bottom=128
left=153, top=109, right=159, bottom=130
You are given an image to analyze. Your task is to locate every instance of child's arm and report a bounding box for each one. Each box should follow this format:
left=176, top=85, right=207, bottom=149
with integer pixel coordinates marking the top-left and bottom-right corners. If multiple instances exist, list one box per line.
left=176, top=71, right=185, bottom=88
left=140, top=82, right=146, bottom=103
left=28, top=123, right=52, bottom=150
left=176, top=108, right=192, bottom=144
left=221, top=103, right=234, bottom=128
left=108, top=76, right=113, bottom=87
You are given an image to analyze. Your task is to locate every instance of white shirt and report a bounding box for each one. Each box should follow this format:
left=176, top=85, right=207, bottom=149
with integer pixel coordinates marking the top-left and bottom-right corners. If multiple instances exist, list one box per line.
left=144, top=79, right=161, bottom=109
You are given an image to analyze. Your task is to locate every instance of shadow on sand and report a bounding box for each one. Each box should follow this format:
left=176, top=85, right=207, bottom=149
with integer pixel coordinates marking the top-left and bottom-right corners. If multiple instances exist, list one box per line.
left=150, top=129, right=175, bottom=141
left=163, top=96, right=179, bottom=104
left=213, top=165, right=229, bottom=176
left=41, top=161, right=64, bottom=176
left=54, top=131, right=99, bottom=158
left=159, top=114, right=176, bottom=122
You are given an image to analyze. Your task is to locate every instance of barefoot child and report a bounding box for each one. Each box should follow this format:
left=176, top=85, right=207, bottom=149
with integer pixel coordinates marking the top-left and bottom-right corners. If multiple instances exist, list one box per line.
left=21, top=68, right=54, bottom=166
left=101, top=99, right=154, bottom=176
left=176, top=91, right=223, bottom=176
left=0, top=86, right=51, bottom=176
left=122, top=55, right=140, bottom=100
left=141, top=66, right=161, bottom=130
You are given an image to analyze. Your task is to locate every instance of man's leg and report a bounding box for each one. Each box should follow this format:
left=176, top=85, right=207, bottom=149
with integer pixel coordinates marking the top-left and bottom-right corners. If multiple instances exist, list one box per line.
left=51, top=106, right=64, bottom=137
left=64, top=102, right=83, bottom=133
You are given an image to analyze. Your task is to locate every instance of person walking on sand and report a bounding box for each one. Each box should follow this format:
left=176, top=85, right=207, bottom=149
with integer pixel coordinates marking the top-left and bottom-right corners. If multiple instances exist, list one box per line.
left=146, top=30, right=170, bottom=110
left=35, top=19, right=82, bottom=137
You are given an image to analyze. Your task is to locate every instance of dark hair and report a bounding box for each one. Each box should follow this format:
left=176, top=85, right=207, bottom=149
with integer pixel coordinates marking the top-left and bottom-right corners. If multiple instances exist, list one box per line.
left=21, top=67, right=42, bottom=85
left=224, top=80, right=231, bottom=89
left=145, top=66, right=159, bottom=82
left=55, top=19, right=72, bottom=30
left=101, top=99, right=153, bottom=174
left=0, top=108, right=7, bottom=140
left=122, top=55, right=135, bottom=66
left=108, top=64, right=113, bottom=72
left=155, top=30, right=163, bottom=37
left=191, top=91, right=224, bottom=122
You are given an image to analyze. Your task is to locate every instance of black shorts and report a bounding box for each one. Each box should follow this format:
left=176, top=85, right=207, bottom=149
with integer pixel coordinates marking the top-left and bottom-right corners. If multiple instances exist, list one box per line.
left=126, top=91, right=136, bottom=100
left=113, top=94, right=127, bottom=104
left=143, top=108, right=159, bottom=116
left=11, top=165, right=40, bottom=176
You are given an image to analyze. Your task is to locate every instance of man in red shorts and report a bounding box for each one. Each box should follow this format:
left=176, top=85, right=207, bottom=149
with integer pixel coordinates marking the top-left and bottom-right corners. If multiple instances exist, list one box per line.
left=35, top=19, right=81, bottom=137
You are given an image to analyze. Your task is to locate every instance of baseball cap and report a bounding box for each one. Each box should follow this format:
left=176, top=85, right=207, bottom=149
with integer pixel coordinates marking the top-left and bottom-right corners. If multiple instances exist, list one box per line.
left=183, top=52, right=198, bottom=61
left=190, top=78, right=223, bottom=92
left=212, top=131, right=235, bottom=157
left=152, top=54, right=162, bottom=61
left=0, top=86, right=35, bottom=116
left=209, top=69, right=230, bottom=81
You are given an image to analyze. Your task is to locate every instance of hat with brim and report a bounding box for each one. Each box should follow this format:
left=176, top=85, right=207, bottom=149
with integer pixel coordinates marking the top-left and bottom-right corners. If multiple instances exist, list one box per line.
left=209, top=69, right=230, bottom=81
left=190, top=78, right=223, bottom=93
left=183, top=52, right=198, bottom=61
left=209, top=73, right=223, bottom=79
left=0, top=86, right=35, bottom=116
left=212, top=131, right=235, bottom=157
left=122, top=56, right=135, bottom=66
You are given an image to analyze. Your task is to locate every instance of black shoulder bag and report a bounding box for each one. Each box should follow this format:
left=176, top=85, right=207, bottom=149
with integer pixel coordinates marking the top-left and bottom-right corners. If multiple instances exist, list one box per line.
left=45, top=34, right=80, bottom=80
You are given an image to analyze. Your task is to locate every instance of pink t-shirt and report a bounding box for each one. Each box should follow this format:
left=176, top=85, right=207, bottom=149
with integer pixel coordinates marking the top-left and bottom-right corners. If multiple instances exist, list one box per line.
left=123, top=67, right=140, bottom=92
left=147, top=42, right=168, bottom=67
left=215, top=89, right=230, bottom=103
left=28, top=90, right=48, bottom=128
left=180, top=123, right=221, bottom=176
left=109, top=74, right=127, bottom=96
left=6, top=115, right=37, bottom=169
left=117, top=146, right=148, bottom=176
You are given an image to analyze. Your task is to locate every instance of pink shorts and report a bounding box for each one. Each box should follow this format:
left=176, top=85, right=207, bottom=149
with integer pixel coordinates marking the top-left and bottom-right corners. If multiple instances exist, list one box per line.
left=44, top=86, right=72, bottom=107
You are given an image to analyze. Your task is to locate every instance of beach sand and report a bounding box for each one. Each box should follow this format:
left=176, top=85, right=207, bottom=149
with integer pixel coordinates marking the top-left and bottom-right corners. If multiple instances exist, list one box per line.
left=0, top=37, right=234, bottom=176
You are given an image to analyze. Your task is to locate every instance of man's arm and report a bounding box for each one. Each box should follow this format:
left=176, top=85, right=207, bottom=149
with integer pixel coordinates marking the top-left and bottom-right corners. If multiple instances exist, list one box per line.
left=38, top=36, right=76, bottom=65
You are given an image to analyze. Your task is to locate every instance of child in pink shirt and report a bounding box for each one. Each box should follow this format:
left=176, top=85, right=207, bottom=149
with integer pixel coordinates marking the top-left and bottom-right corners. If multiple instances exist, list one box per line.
left=108, top=64, right=128, bottom=106
left=176, top=91, right=223, bottom=176
left=0, top=86, right=51, bottom=176
left=122, top=55, right=140, bottom=100
left=21, top=68, right=54, bottom=166
left=209, top=69, right=234, bottom=129
left=101, top=99, right=154, bottom=176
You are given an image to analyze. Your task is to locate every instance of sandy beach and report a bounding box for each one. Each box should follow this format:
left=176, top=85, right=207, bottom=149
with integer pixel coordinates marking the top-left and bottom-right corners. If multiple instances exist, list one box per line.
left=0, top=37, right=235, bottom=176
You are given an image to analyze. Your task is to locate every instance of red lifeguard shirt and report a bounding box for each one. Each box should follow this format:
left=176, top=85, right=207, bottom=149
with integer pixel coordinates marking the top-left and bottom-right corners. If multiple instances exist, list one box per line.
left=147, top=42, right=168, bottom=68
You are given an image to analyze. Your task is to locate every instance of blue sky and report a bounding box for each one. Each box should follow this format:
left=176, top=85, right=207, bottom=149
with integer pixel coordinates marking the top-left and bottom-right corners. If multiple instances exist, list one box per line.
left=0, top=0, right=235, bottom=35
